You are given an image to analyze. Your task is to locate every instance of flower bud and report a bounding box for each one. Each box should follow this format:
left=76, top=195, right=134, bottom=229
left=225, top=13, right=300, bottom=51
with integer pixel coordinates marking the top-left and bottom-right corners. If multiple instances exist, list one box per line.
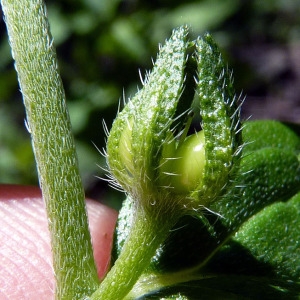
left=106, top=28, right=243, bottom=211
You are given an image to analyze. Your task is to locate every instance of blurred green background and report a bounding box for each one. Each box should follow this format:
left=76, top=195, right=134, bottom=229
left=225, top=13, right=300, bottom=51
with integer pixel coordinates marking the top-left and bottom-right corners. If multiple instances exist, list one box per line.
left=0, top=0, right=300, bottom=208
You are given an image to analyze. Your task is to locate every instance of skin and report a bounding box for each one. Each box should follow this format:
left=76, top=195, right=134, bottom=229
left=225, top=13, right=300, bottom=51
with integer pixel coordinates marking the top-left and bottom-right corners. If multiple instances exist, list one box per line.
left=0, top=184, right=118, bottom=299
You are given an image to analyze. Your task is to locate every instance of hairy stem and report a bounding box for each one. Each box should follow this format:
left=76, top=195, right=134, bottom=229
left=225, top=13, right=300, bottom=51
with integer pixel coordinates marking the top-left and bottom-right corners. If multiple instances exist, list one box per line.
left=2, top=0, right=99, bottom=298
left=91, top=206, right=177, bottom=300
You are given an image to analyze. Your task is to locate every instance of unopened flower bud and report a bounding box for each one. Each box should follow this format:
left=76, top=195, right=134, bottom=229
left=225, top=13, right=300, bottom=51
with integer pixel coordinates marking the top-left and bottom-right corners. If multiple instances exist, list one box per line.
left=106, top=28, right=243, bottom=211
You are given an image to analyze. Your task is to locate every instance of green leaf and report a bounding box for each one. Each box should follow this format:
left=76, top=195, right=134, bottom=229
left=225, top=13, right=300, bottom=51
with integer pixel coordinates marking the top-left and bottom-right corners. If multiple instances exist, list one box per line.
left=242, top=120, right=300, bottom=154
left=232, top=191, right=300, bottom=281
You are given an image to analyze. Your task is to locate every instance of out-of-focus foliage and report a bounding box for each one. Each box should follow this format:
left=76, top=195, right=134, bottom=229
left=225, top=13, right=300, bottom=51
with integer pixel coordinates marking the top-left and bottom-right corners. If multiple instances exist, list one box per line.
left=0, top=0, right=300, bottom=208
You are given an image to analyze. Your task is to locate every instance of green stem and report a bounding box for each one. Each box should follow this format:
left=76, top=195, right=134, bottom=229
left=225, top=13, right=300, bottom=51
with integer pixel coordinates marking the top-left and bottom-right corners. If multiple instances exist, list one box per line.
left=91, top=206, right=177, bottom=300
left=2, top=0, right=99, bottom=298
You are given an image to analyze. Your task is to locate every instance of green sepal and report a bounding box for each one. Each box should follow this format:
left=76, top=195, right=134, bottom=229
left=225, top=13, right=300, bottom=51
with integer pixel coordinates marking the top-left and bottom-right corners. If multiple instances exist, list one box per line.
left=107, top=26, right=189, bottom=198
left=193, top=33, right=243, bottom=205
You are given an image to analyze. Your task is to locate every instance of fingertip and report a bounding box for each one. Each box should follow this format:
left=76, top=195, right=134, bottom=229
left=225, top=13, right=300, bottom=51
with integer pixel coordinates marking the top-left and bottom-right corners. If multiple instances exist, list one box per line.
left=86, top=198, right=118, bottom=278
left=0, top=184, right=118, bottom=298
